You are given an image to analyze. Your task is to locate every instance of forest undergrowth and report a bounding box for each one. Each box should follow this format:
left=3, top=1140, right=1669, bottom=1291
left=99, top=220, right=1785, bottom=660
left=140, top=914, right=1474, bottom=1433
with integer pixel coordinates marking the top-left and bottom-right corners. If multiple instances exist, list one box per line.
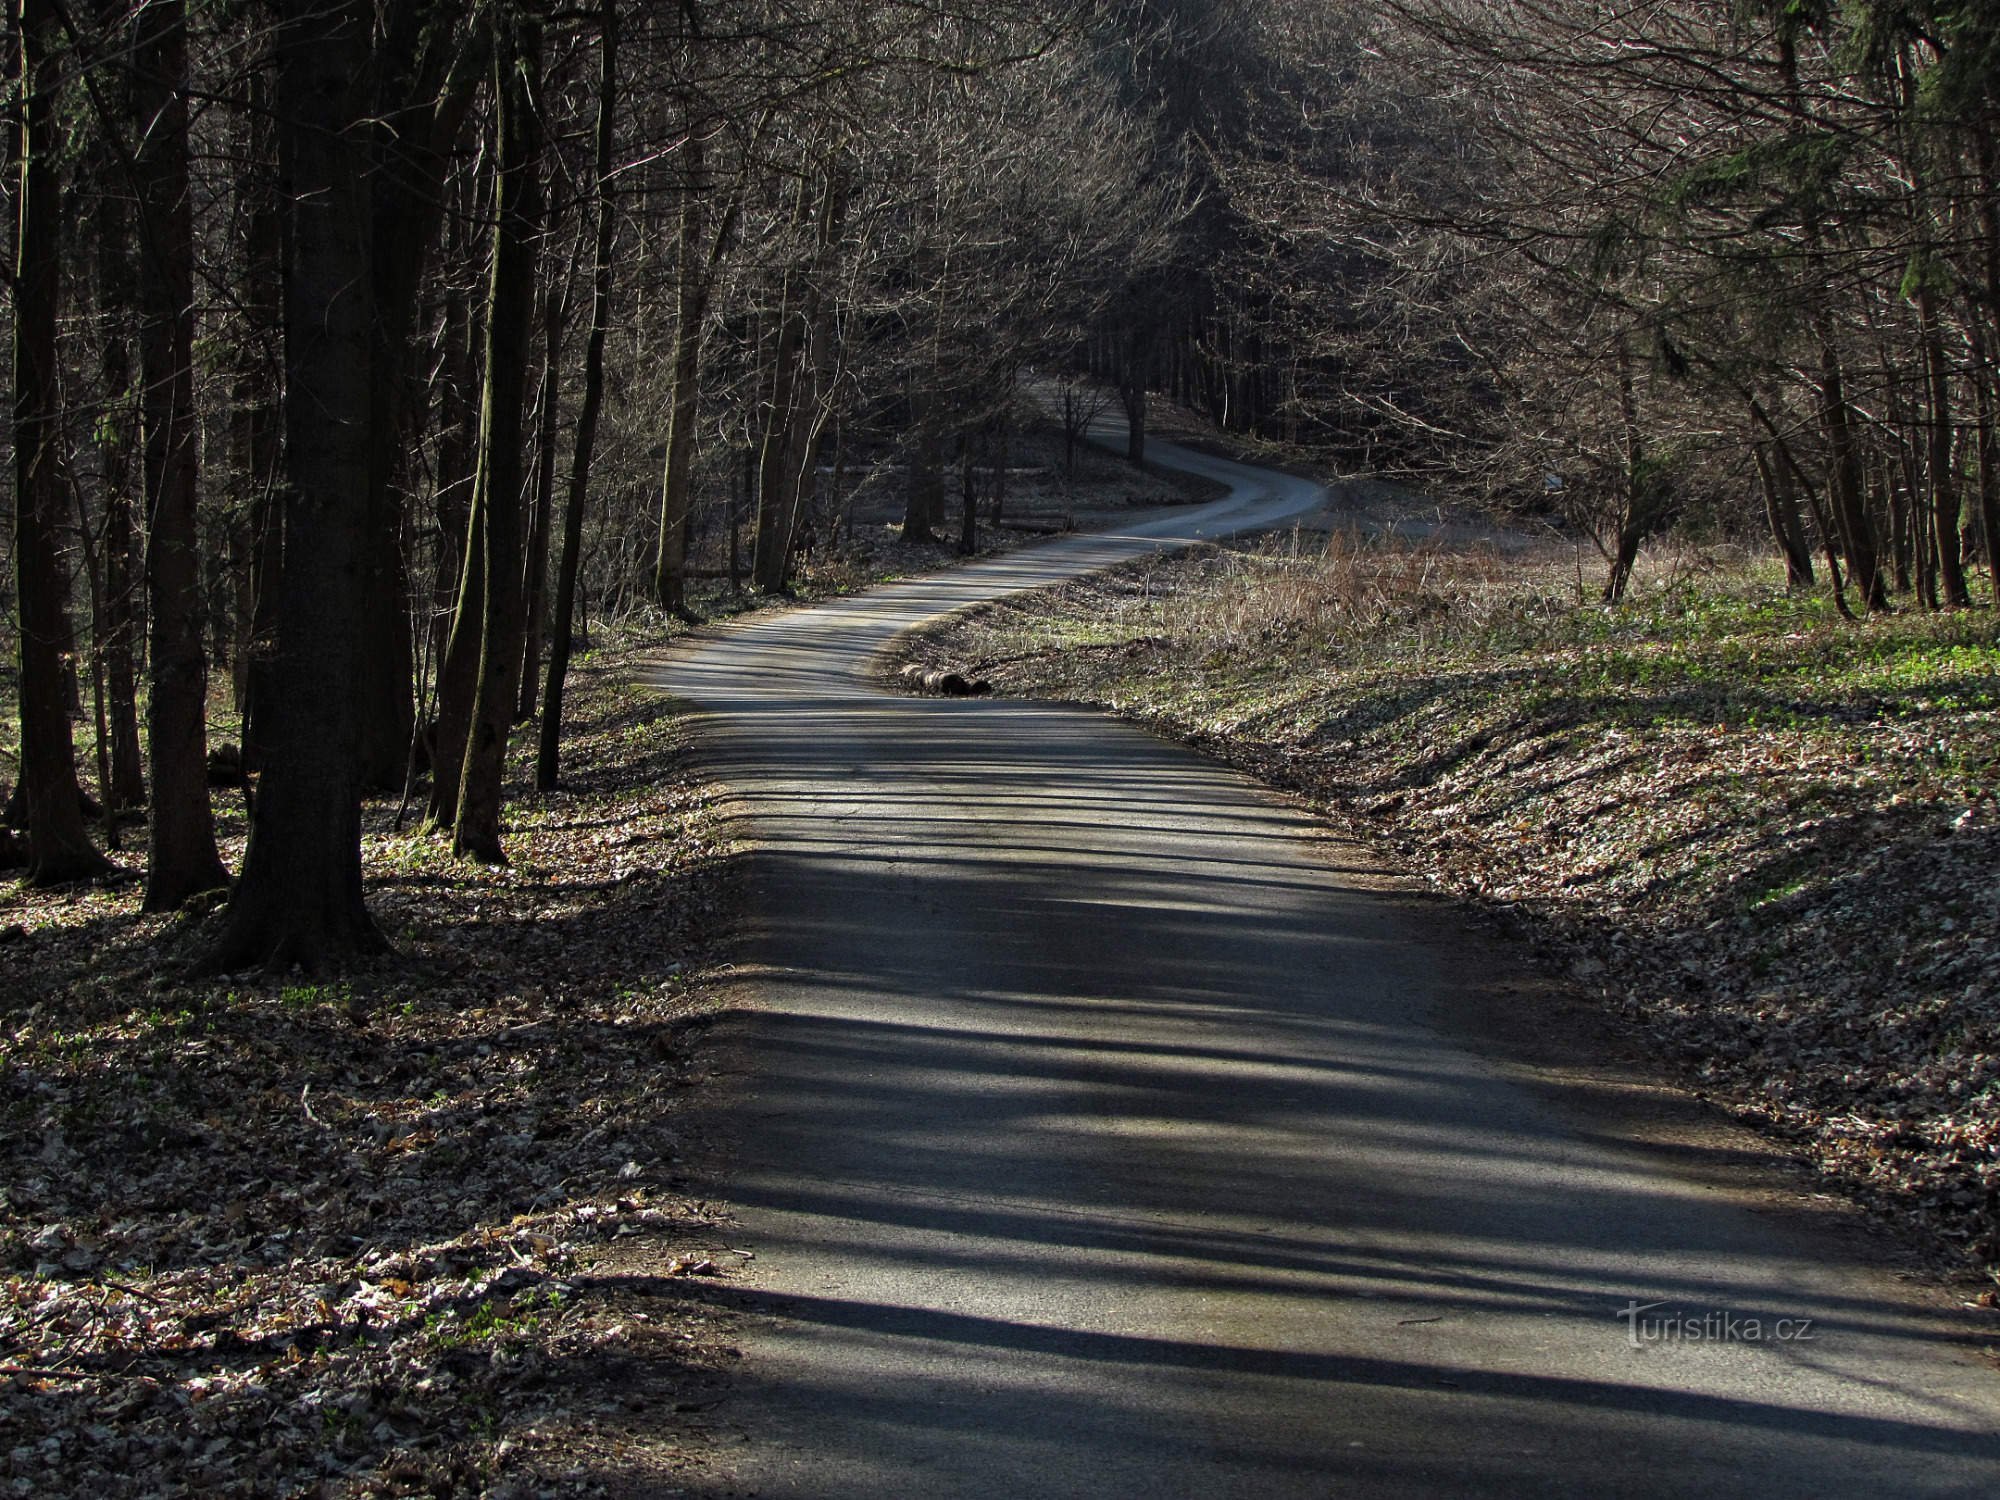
left=900, top=525, right=2000, bottom=1283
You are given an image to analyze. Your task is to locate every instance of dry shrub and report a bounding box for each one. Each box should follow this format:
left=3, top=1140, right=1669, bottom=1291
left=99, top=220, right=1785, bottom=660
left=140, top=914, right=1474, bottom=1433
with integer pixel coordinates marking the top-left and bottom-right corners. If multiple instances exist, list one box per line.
left=1156, top=528, right=1540, bottom=658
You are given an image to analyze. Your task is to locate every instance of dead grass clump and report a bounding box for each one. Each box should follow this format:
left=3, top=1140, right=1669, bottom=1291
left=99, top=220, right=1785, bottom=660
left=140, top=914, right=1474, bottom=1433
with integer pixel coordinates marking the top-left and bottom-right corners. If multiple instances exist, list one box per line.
left=1149, top=529, right=1538, bottom=660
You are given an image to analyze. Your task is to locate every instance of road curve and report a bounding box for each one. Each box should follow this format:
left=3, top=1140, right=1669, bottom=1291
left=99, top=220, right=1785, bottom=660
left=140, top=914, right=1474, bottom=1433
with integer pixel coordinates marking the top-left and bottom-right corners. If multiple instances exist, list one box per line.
left=653, top=441, right=2000, bottom=1498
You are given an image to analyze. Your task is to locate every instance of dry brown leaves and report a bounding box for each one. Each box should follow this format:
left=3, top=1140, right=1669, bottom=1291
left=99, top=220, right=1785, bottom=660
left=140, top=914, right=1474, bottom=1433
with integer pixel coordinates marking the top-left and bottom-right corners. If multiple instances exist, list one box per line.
left=1, top=635, right=745, bottom=1498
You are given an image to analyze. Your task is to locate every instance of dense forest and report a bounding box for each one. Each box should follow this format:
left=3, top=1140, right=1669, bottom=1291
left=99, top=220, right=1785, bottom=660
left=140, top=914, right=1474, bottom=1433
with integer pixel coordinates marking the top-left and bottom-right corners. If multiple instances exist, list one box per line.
left=6, top=0, right=1997, bottom=964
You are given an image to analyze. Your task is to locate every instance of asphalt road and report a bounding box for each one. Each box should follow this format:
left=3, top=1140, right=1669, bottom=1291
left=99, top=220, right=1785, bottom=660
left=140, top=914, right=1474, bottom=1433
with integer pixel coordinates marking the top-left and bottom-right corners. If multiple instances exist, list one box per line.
left=654, top=440, right=2000, bottom=1497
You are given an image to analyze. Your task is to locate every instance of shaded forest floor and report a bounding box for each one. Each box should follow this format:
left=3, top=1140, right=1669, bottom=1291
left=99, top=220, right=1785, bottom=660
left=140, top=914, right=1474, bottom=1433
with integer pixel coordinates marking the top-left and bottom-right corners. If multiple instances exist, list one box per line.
left=896, top=513, right=2000, bottom=1285
left=1, top=642, right=747, bottom=1497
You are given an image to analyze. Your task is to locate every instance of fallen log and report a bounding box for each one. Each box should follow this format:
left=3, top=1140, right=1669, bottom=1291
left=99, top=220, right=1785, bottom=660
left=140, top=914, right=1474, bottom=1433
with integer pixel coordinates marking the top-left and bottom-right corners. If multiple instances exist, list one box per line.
left=898, top=663, right=992, bottom=697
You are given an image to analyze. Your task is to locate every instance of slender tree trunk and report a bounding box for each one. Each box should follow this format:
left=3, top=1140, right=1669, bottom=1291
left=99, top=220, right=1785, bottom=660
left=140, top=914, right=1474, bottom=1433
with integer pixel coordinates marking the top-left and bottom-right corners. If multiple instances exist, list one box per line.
left=358, top=22, right=485, bottom=792
left=132, top=0, right=228, bottom=909
left=201, top=0, right=383, bottom=969
left=752, top=279, right=806, bottom=593
left=1122, top=330, right=1149, bottom=465
left=653, top=133, right=708, bottom=617
left=1970, top=331, right=2000, bottom=604
left=1886, top=453, right=1914, bottom=596
left=430, top=258, right=478, bottom=675
left=1603, top=338, right=1655, bottom=604
left=753, top=169, right=845, bottom=593
left=236, top=64, right=283, bottom=774
left=452, top=10, right=544, bottom=865
left=519, top=273, right=566, bottom=723
left=1749, top=393, right=1852, bottom=618
left=1752, top=442, right=1815, bottom=589
left=93, top=181, right=146, bottom=810
left=1917, top=283, right=1971, bottom=606
left=731, top=442, right=748, bottom=589
left=903, top=388, right=942, bottom=543
left=957, top=430, right=979, bottom=557
left=988, top=411, right=1011, bottom=527
left=538, top=4, right=618, bottom=792
left=11, top=0, right=108, bottom=883
left=1819, top=344, right=1886, bottom=610
left=1976, top=137, right=2000, bottom=600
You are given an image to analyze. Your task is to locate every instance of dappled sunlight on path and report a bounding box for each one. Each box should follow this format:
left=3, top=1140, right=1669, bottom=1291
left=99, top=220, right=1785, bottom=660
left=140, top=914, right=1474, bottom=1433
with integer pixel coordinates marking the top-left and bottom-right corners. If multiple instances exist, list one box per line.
left=651, top=439, right=2000, bottom=1499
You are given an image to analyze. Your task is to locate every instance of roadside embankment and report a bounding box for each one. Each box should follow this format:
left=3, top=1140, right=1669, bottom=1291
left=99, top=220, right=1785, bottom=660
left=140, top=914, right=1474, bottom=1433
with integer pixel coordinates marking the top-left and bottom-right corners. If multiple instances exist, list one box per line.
left=896, top=528, right=2000, bottom=1279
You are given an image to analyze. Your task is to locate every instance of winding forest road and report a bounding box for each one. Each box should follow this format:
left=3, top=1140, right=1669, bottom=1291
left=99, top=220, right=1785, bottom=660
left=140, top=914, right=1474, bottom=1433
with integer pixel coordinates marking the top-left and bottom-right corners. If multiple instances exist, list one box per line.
left=653, top=441, right=2000, bottom=1497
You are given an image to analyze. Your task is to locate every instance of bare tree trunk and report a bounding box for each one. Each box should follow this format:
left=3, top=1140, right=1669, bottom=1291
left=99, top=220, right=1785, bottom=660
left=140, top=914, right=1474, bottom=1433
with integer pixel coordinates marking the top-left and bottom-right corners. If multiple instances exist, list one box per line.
left=1917, top=282, right=1971, bottom=606
left=958, top=429, right=978, bottom=555
left=654, top=133, right=708, bottom=617
left=731, top=442, right=748, bottom=589
left=752, top=168, right=846, bottom=593
left=988, top=411, right=1011, bottom=527
left=1819, top=343, right=1887, bottom=610
left=1121, top=329, right=1149, bottom=465
left=1971, top=332, right=2000, bottom=604
left=358, top=19, right=486, bottom=792
left=1751, top=442, right=1814, bottom=589
left=1886, top=452, right=1914, bottom=596
left=93, top=179, right=146, bottom=810
left=133, top=0, right=228, bottom=910
left=519, top=268, right=567, bottom=723
left=452, top=9, right=544, bottom=864
left=903, top=388, right=942, bottom=542
left=11, top=0, right=109, bottom=884
left=201, top=0, right=383, bottom=969
left=1749, top=393, right=1852, bottom=618
left=752, top=274, right=806, bottom=593
left=430, top=254, right=478, bottom=676
left=538, top=4, right=619, bottom=792
left=1602, top=338, right=1660, bottom=604
left=653, top=119, right=756, bottom=614
left=236, top=63, right=283, bottom=775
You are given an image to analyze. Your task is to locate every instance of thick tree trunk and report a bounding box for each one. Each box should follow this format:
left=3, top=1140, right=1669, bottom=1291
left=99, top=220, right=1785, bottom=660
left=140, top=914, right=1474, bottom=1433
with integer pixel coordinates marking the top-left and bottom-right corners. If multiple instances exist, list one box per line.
left=201, top=0, right=383, bottom=969
left=133, top=0, right=228, bottom=910
left=452, top=11, right=544, bottom=865
left=539, top=4, right=618, bottom=792
left=11, top=0, right=109, bottom=884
